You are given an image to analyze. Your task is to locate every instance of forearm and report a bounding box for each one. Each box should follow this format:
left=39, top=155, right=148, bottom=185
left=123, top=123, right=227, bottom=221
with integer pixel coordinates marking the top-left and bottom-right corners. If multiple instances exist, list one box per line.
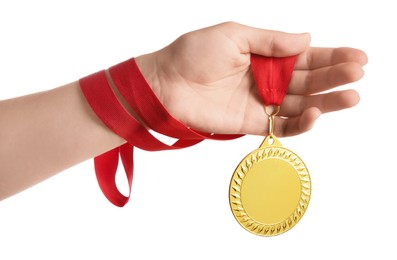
left=0, top=81, right=125, bottom=200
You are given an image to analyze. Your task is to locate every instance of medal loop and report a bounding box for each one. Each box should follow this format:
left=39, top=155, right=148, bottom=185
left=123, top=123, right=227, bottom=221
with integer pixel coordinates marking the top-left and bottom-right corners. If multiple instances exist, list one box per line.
left=264, top=105, right=280, bottom=137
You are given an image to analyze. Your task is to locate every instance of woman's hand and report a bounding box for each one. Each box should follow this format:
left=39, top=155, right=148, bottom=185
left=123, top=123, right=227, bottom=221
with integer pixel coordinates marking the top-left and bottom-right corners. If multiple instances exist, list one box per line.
left=136, top=22, right=367, bottom=136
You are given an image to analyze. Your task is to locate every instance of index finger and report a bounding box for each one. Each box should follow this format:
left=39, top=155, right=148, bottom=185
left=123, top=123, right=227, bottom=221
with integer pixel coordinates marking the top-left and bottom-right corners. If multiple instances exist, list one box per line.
left=219, top=22, right=311, bottom=56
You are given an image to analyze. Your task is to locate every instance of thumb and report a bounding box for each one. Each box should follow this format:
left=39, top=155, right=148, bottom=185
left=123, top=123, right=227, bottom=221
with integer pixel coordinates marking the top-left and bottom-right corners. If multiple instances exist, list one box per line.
left=224, top=22, right=311, bottom=57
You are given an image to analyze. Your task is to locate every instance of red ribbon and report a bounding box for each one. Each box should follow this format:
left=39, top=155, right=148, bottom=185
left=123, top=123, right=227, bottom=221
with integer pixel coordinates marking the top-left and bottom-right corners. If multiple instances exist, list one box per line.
left=79, top=55, right=296, bottom=207
left=251, top=54, right=296, bottom=106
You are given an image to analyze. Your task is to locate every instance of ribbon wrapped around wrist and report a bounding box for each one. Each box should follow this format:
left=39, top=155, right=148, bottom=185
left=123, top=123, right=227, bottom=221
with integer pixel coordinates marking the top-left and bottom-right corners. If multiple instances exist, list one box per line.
left=79, top=55, right=296, bottom=207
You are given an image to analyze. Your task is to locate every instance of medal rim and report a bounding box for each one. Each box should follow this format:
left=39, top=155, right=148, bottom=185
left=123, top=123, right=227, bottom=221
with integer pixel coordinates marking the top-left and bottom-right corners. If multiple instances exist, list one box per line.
left=229, top=142, right=311, bottom=236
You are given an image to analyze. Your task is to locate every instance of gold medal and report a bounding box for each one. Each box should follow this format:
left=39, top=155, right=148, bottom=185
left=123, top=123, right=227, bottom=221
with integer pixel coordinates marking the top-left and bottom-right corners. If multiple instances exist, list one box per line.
left=229, top=106, right=311, bottom=236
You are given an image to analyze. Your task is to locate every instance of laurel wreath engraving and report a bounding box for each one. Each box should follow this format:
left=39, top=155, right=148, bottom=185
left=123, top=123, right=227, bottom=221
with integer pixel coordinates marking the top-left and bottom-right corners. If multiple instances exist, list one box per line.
left=229, top=146, right=311, bottom=236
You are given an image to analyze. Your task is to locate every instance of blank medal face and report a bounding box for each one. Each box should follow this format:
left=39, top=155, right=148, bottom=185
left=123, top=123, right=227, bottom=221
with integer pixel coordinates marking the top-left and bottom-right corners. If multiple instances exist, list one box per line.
left=229, top=137, right=311, bottom=236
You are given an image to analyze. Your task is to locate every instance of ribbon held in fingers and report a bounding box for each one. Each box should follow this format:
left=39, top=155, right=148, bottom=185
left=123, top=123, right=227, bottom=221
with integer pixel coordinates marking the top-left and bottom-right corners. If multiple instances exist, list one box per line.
left=250, top=54, right=296, bottom=106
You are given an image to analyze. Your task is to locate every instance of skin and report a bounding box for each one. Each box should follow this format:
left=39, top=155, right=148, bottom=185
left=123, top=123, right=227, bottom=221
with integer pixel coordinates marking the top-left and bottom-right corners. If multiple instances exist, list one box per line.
left=0, top=22, right=367, bottom=200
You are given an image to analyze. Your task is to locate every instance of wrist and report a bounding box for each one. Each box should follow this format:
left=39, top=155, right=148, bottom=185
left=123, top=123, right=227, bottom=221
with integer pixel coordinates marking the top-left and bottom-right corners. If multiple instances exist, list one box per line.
left=135, top=51, right=192, bottom=127
left=134, top=53, right=164, bottom=105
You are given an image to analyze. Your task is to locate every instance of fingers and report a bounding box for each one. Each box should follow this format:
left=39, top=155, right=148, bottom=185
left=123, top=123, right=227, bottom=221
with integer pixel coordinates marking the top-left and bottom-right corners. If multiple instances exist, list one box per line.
left=280, top=89, right=360, bottom=117
left=295, top=47, right=368, bottom=70
left=289, top=62, right=365, bottom=95
left=221, top=22, right=311, bottom=57
left=243, top=89, right=358, bottom=136
left=241, top=106, right=322, bottom=137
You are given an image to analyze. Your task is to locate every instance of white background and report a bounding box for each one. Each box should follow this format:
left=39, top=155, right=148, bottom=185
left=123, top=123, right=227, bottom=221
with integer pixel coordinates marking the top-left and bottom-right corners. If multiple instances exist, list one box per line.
left=0, top=0, right=395, bottom=259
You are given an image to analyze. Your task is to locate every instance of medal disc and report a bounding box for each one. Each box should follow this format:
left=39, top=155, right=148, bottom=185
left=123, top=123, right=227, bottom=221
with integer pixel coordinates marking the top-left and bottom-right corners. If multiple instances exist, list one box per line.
left=229, top=136, right=311, bottom=236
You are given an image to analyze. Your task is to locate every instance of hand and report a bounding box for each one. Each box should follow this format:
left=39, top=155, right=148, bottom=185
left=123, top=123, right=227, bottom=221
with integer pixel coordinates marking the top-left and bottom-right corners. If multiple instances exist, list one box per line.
left=136, top=22, right=367, bottom=137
